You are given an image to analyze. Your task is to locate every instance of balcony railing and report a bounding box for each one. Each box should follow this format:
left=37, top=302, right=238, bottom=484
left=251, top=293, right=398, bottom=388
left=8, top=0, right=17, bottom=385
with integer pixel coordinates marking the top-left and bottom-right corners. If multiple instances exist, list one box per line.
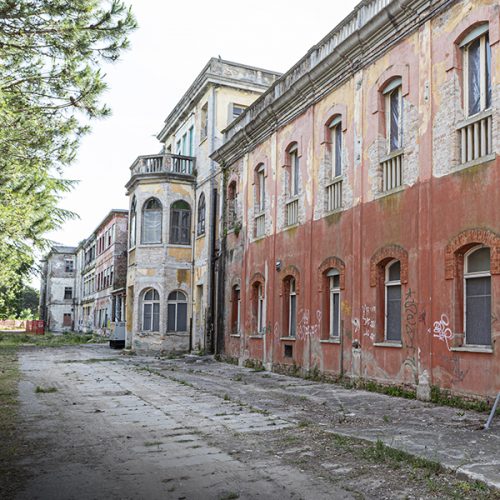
left=381, top=150, right=403, bottom=192
left=458, top=110, right=493, bottom=164
left=285, top=198, right=299, bottom=226
left=130, top=153, right=196, bottom=177
left=326, top=178, right=343, bottom=212
left=255, top=213, right=265, bottom=238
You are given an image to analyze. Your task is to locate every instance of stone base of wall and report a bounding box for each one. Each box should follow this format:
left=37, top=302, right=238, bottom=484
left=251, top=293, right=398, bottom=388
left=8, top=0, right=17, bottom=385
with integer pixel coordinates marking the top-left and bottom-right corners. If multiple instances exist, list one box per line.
left=132, top=332, right=190, bottom=356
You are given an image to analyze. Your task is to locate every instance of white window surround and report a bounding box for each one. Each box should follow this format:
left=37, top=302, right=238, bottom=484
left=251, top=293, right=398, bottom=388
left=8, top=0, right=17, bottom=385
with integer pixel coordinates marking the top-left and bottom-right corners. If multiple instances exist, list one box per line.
left=289, top=278, right=297, bottom=337
left=463, top=245, right=491, bottom=346
left=257, top=284, right=265, bottom=334
left=462, top=25, right=491, bottom=118
left=328, top=269, right=341, bottom=338
left=384, top=260, right=402, bottom=342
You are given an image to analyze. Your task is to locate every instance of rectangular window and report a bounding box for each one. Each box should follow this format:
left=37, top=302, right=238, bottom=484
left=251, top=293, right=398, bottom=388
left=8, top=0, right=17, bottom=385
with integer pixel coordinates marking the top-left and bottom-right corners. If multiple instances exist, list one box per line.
left=64, top=287, right=72, bottom=300
left=257, top=285, right=264, bottom=334
left=463, top=29, right=491, bottom=116
left=232, top=103, right=247, bottom=121
left=290, top=149, right=299, bottom=196
left=65, top=259, right=74, bottom=273
left=188, top=126, right=194, bottom=156
left=257, top=166, right=265, bottom=211
left=385, top=261, right=402, bottom=342
left=465, top=277, right=491, bottom=344
left=329, top=273, right=340, bottom=338
left=200, top=103, right=208, bottom=141
left=289, top=279, right=297, bottom=337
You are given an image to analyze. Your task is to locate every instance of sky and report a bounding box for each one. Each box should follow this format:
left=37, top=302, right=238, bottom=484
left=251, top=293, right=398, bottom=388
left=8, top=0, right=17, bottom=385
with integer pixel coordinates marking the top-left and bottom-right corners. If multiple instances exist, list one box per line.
left=45, top=0, right=360, bottom=249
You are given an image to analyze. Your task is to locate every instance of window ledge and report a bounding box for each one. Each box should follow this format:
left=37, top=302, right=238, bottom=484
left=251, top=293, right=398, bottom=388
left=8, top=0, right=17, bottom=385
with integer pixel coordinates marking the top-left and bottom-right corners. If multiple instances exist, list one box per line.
left=380, top=148, right=404, bottom=163
left=253, top=234, right=266, bottom=242
left=325, top=207, right=344, bottom=216
left=450, top=345, right=493, bottom=354
left=373, top=341, right=402, bottom=348
left=167, top=244, right=192, bottom=249
left=326, top=175, right=345, bottom=188
left=283, top=223, right=300, bottom=231
left=454, top=153, right=496, bottom=173
left=195, top=233, right=206, bottom=240
left=137, top=243, right=163, bottom=248
left=456, top=108, right=492, bottom=128
left=280, top=337, right=296, bottom=341
left=320, top=338, right=341, bottom=344
left=229, top=334, right=241, bottom=338
left=249, top=335, right=264, bottom=339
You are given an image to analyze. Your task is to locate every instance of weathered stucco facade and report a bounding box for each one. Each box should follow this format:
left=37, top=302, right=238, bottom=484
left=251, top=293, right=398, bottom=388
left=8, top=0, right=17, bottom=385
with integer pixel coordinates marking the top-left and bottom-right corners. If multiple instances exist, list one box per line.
left=213, top=0, right=500, bottom=400
left=126, top=59, right=281, bottom=355
left=39, top=246, right=77, bottom=332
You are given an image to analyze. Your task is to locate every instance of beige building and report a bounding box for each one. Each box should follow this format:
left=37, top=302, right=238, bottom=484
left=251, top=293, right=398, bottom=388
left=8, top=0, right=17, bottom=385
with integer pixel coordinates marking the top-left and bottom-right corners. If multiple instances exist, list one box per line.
left=125, top=58, right=280, bottom=354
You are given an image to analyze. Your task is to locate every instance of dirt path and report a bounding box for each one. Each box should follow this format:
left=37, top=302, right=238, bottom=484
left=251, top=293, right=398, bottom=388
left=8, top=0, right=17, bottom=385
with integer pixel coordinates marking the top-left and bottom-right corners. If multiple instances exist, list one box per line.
left=7, top=345, right=500, bottom=500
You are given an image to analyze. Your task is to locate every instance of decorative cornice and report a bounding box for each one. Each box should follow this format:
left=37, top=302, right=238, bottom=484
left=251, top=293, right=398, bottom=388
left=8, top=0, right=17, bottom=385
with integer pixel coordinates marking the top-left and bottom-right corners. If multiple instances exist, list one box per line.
left=211, top=0, right=454, bottom=167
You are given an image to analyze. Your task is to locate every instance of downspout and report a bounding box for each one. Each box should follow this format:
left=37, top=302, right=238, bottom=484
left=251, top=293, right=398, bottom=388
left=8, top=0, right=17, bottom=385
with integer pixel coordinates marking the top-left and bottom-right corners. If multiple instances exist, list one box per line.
left=216, top=164, right=228, bottom=356
left=207, top=85, right=218, bottom=353
left=190, top=175, right=196, bottom=353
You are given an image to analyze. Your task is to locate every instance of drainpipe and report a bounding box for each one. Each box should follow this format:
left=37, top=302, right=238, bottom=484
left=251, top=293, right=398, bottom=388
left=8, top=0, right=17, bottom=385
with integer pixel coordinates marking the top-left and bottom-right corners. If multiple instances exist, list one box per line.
left=216, top=165, right=227, bottom=356
left=206, top=86, right=218, bottom=354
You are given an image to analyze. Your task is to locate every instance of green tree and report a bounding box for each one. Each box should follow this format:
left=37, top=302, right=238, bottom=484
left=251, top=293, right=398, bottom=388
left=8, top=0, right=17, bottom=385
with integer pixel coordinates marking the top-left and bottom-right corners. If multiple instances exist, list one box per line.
left=0, top=0, right=137, bottom=310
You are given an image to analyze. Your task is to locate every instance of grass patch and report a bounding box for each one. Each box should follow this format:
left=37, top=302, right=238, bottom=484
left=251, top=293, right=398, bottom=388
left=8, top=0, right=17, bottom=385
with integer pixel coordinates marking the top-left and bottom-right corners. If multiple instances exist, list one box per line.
left=430, top=386, right=493, bottom=413
left=35, top=386, right=58, bottom=393
left=0, top=331, right=106, bottom=348
left=60, top=358, right=118, bottom=364
left=0, top=346, right=28, bottom=497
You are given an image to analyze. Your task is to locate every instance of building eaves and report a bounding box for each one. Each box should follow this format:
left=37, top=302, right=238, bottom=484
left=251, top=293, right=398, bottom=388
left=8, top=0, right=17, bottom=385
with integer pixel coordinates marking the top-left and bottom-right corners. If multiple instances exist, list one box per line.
left=157, top=58, right=282, bottom=143
left=211, top=0, right=450, bottom=167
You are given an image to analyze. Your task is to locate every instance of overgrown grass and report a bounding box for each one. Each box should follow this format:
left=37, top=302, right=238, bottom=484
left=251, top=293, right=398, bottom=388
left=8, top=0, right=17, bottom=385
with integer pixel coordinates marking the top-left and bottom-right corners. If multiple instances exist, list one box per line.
left=430, top=385, right=493, bottom=413
left=0, top=331, right=107, bottom=347
left=0, top=347, right=26, bottom=497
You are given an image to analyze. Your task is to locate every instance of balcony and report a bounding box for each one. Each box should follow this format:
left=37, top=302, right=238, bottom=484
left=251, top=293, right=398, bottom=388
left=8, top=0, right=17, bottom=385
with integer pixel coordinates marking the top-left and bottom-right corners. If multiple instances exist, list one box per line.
left=130, top=153, right=196, bottom=178
left=285, top=198, right=299, bottom=226
left=458, top=110, right=493, bottom=165
left=380, top=150, right=403, bottom=193
left=326, top=178, right=343, bottom=212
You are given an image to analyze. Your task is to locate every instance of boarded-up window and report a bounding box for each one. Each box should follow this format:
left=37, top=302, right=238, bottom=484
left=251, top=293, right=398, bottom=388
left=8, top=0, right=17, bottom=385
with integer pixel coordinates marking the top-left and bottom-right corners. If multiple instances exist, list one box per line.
left=63, top=313, right=72, bottom=327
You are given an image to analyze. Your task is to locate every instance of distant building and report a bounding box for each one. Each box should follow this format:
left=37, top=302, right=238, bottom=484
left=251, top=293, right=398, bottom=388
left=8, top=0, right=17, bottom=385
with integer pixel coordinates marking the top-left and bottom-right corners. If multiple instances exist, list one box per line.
left=40, top=210, right=128, bottom=335
left=125, top=58, right=281, bottom=354
left=39, top=246, right=77, bottom=332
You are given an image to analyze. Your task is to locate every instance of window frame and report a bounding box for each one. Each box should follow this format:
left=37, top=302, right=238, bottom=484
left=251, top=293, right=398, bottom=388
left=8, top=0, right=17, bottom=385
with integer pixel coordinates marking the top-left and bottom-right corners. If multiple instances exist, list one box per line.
left=170, top=200, right=192, bottom=245
left=384, top=259, right=402, bottom=342
left=288, top=144, right=299, bottom=197
left=288, top=278, right=297, bottom=337
left=328, top=270, right=341, bottom=339
left=141, top=198, right=163, bottom=245
left=461, top=26, right=491, bottom=117
left=256, top=164, right=265, bottom=212
left=167, top=290, right=188, bottom=332
left=142, top=288, right=160, bottom=332
left=257, top=283, right=265, bottom=335
left=463, top=245, right=491, bottom=346
left=328, top=116, right=343, bottom=179
left=384, top=81, right=403, bottom=153
left=197, top=193, right=206, bottom=236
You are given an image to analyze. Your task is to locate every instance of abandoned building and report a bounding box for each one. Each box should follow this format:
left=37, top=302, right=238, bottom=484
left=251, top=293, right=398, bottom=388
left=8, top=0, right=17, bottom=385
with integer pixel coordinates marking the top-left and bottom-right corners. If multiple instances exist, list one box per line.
left=40, top=210, right=128, bottom=335
left=125, top=58, right=281, bottom=354
left=211, top=0, right=500, bottom=400
left=39, top=246, right=77, bottom=332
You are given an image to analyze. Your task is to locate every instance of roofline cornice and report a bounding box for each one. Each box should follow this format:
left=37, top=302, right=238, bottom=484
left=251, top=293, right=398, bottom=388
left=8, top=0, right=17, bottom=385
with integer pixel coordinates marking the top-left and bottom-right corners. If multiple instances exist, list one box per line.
left=211, top=0, right=454, bottom=166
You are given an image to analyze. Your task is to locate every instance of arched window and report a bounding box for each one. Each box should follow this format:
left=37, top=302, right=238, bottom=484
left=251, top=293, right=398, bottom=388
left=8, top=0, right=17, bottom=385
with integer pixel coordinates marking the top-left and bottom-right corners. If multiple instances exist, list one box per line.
left=170, top=200, right=191, bottom=245
left=255, top=164, right=265, bottom=212
left=142, top=288, right=160, bottom=332
left=255, top=283, right=265, bottom=334
left=327, top=269, right=341, bottom=338
left=464, top=246, right=491, bottom=345
left=385, top=260, right=401, bottom=342
left=197, top=193, right=206, bottom=236
left=167, top=290, right=188, bottom=332
left=141, top=198, right=162, bottom=244
left=129, top=197, right=137, bottom=248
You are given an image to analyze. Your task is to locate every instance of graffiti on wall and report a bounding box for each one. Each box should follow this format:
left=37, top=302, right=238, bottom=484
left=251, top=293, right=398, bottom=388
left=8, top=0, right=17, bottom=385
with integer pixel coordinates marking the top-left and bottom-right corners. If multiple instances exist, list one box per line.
left=361, top=304, right=376, bottom=341
left=429, top=314, right=454, bottom=351
left=297, top=309, right=322, bottom=340
left=404, top=288, right=417, bottom=348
